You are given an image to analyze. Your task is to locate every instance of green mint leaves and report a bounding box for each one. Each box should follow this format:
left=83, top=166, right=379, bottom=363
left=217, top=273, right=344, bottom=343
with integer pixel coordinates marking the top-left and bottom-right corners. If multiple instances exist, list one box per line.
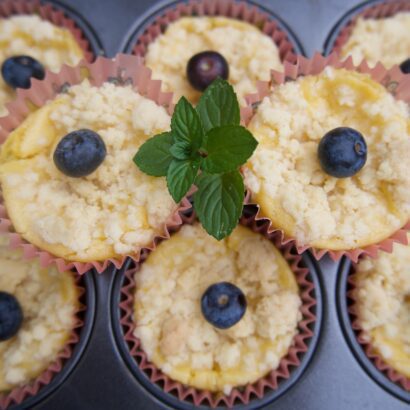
left=133, top=78, right=258, bottom=240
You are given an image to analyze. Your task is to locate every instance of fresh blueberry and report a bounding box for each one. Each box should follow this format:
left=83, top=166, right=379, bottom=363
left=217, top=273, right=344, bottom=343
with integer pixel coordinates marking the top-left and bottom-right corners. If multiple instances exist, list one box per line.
left=1, top=56, right=45, bottom=89
left=0, top=291, right=23, bottom=342
left=400, top=58, right=410, bottom=74
left=201, top=282, right=247, bottom=329
left=318, top=127, right=367, bottom=178
left=187, top=51, right=229, bottom=91
left=53, top=129, right=107, bottom=178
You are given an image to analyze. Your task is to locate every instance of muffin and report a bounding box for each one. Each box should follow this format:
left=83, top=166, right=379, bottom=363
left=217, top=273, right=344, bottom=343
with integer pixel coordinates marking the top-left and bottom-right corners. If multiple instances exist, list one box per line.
left=132, top=0, right=300, bottom=106
left=0, top=14, right=85, bottom=115
left=243, top=65, right=410, bottom=256
left=339, top=12, right=410, bottom=68
left=143, top=15, right=283, bottom=105
left=352, top=236, right=410, bottom=383
left=133, top=222, right=302, bottom=394
left=0, top=75, right=177, bottom=266
left=0, top=235, right=80, bottom=398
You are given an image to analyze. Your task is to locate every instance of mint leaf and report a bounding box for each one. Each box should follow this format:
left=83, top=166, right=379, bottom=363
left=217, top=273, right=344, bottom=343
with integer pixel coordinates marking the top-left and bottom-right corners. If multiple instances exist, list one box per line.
left=196, top=78, right=240, bottom=133
left=193, top=171, right=244, bottom=240
left=170, top=141, right=191, bottom=160
left=134, top=79, right=255, bottom=240
left=133, top=132, right=173, bottom=176
left=171, top=97, right=203, bottom=151
left=202, top=125, right=258, bottom=174
left=167, top=158, right=200, bottom=203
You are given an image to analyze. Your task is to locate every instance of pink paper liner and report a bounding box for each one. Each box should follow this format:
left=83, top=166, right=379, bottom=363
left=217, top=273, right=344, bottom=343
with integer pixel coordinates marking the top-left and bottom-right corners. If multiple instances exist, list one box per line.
left=0, top=270, right=86, bottom=409
left=119, top=208, right=317, bottom=408
left=0, top=0, right=96, bottom=62
left=346, top=262, right=410, bottom=392
left=330, top=0, right=410, bottom=56
left=132, top=0, right=298, bottom=65
left=241, top=52, right=410, bottom=263
left=0, top=54, right=192, bottom=274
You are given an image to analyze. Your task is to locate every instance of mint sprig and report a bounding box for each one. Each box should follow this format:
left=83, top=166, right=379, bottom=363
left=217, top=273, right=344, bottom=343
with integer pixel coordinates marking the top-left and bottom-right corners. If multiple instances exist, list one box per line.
left=133, top=78, right=258, bottom=240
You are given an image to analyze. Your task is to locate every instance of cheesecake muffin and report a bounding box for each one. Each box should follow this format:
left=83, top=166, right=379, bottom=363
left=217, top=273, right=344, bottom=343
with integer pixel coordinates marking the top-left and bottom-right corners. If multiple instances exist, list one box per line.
left=353, top=237, right=410, bottom=379
left=340, top=12, right=410, bottom=69
left=144, top=16, right=283, bottom=105
left=0, top=235, right=79, bottom=394
left=0, top=78, right=176, bottom=264
left=0, top=15, right=84, bottom=115
left=243, top=67, right=410, bottom=252
left=133, top=223, right=302, bottom=394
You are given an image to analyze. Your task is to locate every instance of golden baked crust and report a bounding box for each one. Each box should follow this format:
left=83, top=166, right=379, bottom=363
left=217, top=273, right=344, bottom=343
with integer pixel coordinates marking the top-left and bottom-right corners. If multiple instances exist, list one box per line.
left=0, top=236, right=79, bottom=392
left=0, top=15, right=84, bottom=116
left=354, top=236, right=410, bottom=377
left=145, top=16, right=283, bottom=105
left=134, top=224, right=301, bottom=393
left=0, top=80, right=176, bottom=262
left=243, top=68, right=410, bottom=250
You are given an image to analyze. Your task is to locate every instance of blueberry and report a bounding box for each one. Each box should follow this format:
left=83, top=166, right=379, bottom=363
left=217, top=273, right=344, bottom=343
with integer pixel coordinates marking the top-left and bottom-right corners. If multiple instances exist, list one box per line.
left=400, top=58, right=410, bottom=74
left=318, top=127, right=367, bottom=178
left=0, top=291, right=23, bottom=341
left=53, top=129, right=107, bottom=178
left=187, top=51, right=229, bottom=91
left=201, top=282, right=247, bottom=329
left=1, top=56, right=45, bottom=89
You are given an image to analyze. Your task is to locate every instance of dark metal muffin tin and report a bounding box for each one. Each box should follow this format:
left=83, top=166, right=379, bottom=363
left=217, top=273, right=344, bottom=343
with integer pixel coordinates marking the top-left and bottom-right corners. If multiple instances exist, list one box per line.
left=3, top=0, right=409, bottom=409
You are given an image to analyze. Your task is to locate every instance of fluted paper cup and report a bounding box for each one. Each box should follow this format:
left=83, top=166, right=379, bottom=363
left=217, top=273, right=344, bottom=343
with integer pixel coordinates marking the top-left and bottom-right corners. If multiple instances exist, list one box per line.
left=119, top=208, right=317, bottom=408
left=0, top=0, right=97, bottom=62
left=327, top=0, right=410, bottom=61
left=347, top=262, right=410, bottom=391
left=241, top=52, right=410, bottom=263
left=131, top=0, right=300, bottom=65
left=0, top=271, right=86, bottom=409
left=0, top=54, right=191, bottom=274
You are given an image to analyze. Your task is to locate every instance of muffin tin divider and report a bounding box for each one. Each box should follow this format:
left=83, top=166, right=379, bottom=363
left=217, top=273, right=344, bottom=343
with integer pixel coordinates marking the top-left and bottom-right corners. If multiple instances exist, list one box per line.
left=29, top=264, right=169, bottom=410
left=46, top=0, right=105, bottom=58
left=21, top=0, right=105, bottom=59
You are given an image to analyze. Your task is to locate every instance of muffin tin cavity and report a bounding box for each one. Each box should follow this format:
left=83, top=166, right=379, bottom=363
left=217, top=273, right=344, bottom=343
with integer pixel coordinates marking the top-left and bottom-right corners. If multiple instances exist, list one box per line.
left=0, top=0, right=104, bottom=61
left=112, top=210, right=323, bottom=409
left=0, top=270, right=96, bottom=409
left=120, top=0, right=304, bottom=62
left=323, top=0, right=410, bottom=60
left=337, top=258, right=410, bottom=403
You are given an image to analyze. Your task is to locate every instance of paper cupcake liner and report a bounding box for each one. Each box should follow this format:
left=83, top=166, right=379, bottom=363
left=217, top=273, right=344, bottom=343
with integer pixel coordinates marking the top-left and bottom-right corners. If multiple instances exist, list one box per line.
left=119, top=207, right=317, bottom=408
left=241, top=52, right=410, bottom=263
left=346, top=263, right=410, bottom=392
left=0, top=0, right=96, bottom=62
left=0, top=271, right=86, bottom=409
left=0, top=54, right=191, bottom=274
left=131, top=0, right=298, bottom=65
left=329, top=0, right=410, bottom=56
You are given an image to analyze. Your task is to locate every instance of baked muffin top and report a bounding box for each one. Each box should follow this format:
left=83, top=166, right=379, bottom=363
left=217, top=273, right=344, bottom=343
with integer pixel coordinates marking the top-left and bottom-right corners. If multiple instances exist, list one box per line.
left=145, top=16, right=283, bottom=105
left=354, top=237, right=410, bottom=378
left=0, top=80, right=176, bottom=262
left=0, top=236, right=79, bottom=392
left=243, top=67, right=410, bottom=250
left=340, top=12, right=410, bottom=68
left=0, top=15, right=84, bottom=116
left=134, top=223, right=301, bottom=393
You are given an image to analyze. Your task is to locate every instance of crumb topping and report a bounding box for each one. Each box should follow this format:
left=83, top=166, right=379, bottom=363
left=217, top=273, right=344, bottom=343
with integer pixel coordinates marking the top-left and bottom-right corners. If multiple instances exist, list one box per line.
left=134, top=224, right=301, bottom=393
left=243, top=68, right=410, bottom=250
